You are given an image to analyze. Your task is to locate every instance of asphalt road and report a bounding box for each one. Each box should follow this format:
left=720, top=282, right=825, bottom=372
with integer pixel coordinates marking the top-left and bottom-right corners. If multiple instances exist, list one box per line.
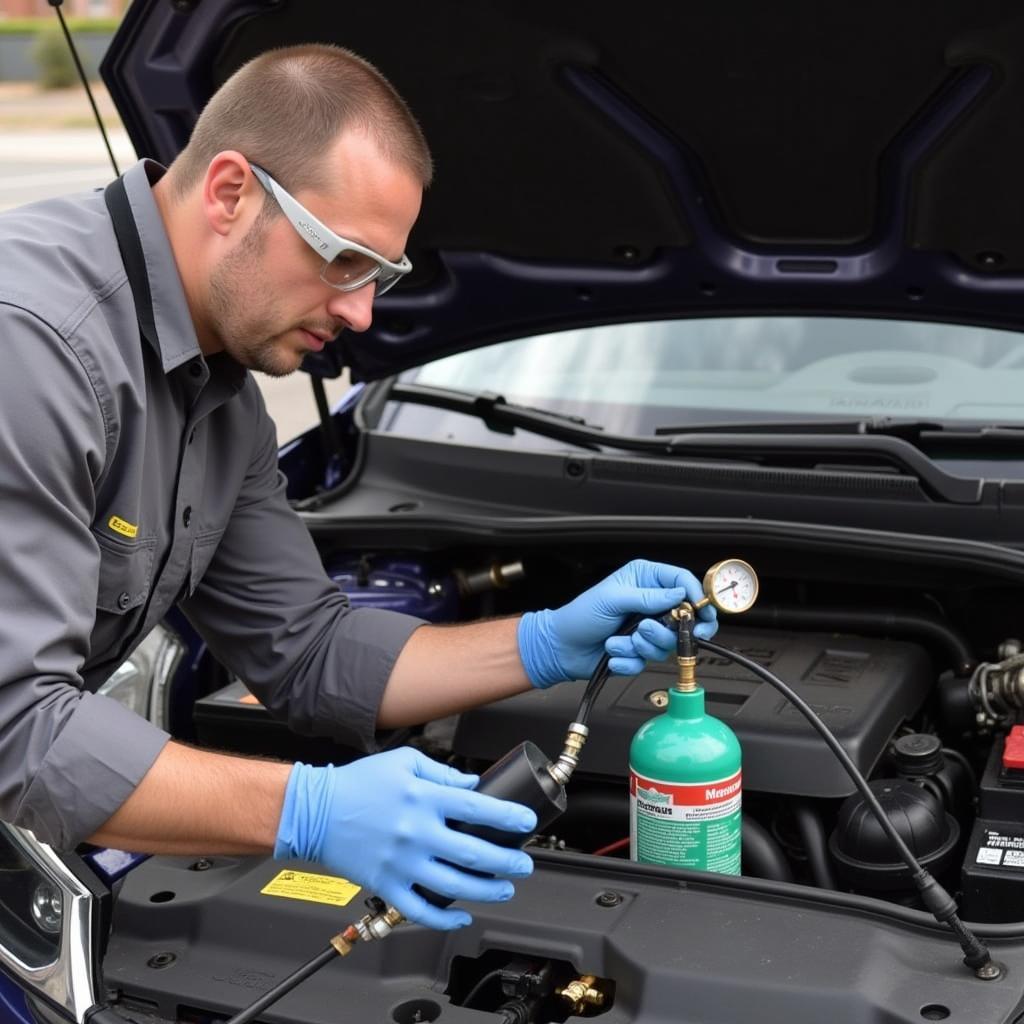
left=0, top=127, right=349, bottom=442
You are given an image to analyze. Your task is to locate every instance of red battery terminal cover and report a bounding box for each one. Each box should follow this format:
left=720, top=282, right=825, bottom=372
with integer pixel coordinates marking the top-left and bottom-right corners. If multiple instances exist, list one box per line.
left=1002, top=725, right=1024, bottom=770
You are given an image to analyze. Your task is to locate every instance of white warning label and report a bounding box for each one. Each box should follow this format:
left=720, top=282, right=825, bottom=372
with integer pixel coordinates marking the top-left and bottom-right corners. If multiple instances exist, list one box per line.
left=978, top=829, right=1024, bottom=870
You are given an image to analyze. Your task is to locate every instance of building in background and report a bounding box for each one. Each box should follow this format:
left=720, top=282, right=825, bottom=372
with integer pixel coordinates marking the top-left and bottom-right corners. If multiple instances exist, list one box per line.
left=0, top=0, right=125, bottom=16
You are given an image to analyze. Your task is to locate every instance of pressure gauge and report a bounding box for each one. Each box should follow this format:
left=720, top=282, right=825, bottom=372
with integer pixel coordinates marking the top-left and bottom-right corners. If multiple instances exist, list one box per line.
left=701, top=558, right=759, bottom=614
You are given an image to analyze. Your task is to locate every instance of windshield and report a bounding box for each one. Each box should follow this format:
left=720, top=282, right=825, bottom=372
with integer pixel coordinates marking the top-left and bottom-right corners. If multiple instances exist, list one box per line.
left=386, top=316, right=1024, bottom=445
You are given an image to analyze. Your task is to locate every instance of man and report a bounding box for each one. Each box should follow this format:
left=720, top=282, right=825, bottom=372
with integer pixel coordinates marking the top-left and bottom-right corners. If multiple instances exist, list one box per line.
left=0, top=44, right=716, bottom=931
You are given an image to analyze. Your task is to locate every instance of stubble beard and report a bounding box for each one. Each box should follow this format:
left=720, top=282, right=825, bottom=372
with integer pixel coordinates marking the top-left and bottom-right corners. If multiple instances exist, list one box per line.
left=207, top=215, right=304, bottom=378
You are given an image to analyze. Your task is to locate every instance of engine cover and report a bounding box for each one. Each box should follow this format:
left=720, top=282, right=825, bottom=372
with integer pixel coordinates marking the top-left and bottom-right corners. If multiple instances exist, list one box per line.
left=454, top=625, right=932, bottom=798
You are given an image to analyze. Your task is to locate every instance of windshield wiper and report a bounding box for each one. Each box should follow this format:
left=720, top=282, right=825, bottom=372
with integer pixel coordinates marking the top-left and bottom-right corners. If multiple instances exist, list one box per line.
left=388, top=382, right=607, bottom=451
left=656, top=416, right=1024, bottom=447
left=387, top=383, right=983, bottom=504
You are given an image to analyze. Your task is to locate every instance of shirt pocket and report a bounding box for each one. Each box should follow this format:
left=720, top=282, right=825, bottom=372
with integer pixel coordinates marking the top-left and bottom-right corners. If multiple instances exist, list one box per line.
left=94, top=533, right=157, bottom=615
left=189, top=528, right=225, bottom=596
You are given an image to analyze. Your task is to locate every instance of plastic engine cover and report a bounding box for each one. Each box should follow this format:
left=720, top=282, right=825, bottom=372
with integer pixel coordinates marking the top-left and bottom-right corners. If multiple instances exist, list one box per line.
left=454, top=625, right=932, bottom=798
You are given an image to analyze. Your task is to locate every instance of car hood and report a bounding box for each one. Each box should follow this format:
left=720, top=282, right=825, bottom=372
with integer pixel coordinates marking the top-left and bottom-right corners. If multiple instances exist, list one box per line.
left=102, top=0, right=1024, bottom=381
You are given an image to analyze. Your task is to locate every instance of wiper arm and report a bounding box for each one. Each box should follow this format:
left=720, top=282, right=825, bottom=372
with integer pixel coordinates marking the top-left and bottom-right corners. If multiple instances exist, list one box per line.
left=656, top=416, right=1024, bottom=447
left=388, top=382, right=607, bottom=451
left=654, top=416, right=945, bottom=437
left=388, top=384, right=982, bottom=504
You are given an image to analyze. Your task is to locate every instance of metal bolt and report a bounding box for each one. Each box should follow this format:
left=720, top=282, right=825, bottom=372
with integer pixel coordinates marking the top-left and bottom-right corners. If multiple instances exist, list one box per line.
left=146, top=952, right=176, bottom=969
left=975, top=960, right=1004, bottom=981
left=977, top=251, right=1005, bottom=268
left=189, top=858, right=213, bottom=871
left=596, top=890, right=623, bottom=908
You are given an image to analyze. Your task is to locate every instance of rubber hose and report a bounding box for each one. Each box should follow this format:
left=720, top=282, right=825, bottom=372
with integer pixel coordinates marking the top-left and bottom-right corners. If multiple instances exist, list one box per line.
left=741, top=815, right=794, bottom=883
left=792, top=800, right=837, bottom=890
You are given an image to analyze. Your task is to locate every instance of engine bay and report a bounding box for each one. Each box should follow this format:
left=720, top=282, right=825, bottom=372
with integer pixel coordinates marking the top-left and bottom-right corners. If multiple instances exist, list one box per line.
left=98, top=542, right=1024, bottom=1023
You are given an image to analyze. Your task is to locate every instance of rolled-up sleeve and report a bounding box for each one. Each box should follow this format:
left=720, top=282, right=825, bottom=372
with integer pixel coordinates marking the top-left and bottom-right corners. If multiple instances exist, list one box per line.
left=0, top=307, right=169, bottom=849
left=180, top=387, right=424, bottom=752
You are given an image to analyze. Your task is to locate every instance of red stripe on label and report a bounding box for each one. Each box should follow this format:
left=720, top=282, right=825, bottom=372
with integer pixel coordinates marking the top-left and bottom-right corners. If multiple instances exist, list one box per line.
left=631, top=770, right=742, bottom=806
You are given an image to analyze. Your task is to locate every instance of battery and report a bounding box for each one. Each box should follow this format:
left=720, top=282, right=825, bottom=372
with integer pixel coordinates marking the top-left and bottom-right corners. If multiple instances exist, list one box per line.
left=960, top=727, right=1024, bottom=923
left=961, top=818, right=1024, bottom=923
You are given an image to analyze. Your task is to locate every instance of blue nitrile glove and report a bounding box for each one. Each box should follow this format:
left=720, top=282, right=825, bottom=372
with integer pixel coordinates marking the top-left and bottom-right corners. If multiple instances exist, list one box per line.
left=517, top=559, right=719, bottom=687
left=274, top=748, right=536, bottom=931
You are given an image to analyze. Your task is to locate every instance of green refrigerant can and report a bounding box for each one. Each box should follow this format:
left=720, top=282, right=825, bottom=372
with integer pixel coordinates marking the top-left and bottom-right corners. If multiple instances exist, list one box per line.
left=629, top=686, right=742, bottom=874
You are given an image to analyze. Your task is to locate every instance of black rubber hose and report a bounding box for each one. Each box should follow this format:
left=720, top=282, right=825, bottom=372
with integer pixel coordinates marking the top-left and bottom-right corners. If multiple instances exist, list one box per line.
left=741, top=816, right=794, bottom=883
left=222, top=945, right=337, bottom=1024
left=575, top=653, right=611, bottom=728
left=461, top=968, right=504, bottom=1009
left=576, top=613, right=659, bottom=727
left=744, top=605, right=975, bottom=676
left=697, top=637, right=993, bottom=973
left=791, top=800, right=837, bottom=890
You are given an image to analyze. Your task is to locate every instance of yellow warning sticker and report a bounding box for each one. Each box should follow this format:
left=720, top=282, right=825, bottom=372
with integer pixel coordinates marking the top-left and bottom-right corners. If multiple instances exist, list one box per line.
left=108, top=515, right=138, bottom=538
left=260, top=870, right=361, bottom=907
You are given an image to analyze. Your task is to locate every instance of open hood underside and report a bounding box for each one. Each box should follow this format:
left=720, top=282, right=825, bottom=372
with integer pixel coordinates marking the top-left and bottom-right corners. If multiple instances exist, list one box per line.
left=103, top=0, right=1024, bottom=379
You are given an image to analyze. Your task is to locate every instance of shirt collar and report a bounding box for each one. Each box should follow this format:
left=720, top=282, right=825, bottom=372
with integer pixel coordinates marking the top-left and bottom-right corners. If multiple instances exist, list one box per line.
left=121, top=160, right=246, bottom=394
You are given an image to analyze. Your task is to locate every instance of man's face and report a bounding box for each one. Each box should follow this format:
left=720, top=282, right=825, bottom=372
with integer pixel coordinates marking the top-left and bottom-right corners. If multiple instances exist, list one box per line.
left=207, top=131, right=422, bottom=377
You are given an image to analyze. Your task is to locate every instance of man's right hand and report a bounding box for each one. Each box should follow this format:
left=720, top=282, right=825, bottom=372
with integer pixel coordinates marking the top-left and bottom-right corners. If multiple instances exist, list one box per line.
left=273, top=748, right=536, bottom=930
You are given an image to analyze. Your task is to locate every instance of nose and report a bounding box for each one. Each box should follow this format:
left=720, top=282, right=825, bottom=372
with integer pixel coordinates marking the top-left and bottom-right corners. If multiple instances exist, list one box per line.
left=326, top=284, right=375, bottom=334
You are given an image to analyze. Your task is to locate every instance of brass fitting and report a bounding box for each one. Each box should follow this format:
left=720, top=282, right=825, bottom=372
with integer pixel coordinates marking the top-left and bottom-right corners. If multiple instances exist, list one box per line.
left=329, top=924, right=360, bottom=957
left=353, top=905, right=404, bottom=943
left=557, top=975, right=604, bottom=1013
left=547, top=722, right=589, bottom=785
left=676, top=655, right=698, bottom=693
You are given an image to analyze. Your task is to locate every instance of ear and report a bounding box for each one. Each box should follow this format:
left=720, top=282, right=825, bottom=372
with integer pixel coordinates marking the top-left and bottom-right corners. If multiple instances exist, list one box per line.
left=201, top=151, right=258, bottom=237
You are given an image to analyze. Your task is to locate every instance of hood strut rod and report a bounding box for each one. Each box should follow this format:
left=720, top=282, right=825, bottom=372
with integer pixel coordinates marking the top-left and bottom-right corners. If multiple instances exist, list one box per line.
left=48, top=0, right=120, bottom=177
left=311, top=376, right=344, bottom=463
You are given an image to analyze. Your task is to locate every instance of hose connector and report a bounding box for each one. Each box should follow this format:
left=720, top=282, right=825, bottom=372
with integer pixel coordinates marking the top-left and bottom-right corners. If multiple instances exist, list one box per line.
left=671, top=605, right=698, bottom=693
left=334, top=902, right=405, bottom=953
left=329, top=923, right=362, bottom=957
left=557, top=975, right=604, bottom=1013
left=547, top=722, right=589, bottom=785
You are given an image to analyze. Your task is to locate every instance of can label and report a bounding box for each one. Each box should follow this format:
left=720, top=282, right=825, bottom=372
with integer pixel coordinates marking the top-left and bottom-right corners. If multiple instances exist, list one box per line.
left=629, top=768, right=741, bottom=874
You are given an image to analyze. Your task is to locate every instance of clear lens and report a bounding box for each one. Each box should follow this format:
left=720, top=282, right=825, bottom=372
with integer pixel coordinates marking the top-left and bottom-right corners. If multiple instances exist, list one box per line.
left=375, top=270, right=402, bottom=295
left=97, top=624, right=185, bottom=729
left=30, top=882, right=62, bottom=935
left=322, top=248, right=382, bottom=289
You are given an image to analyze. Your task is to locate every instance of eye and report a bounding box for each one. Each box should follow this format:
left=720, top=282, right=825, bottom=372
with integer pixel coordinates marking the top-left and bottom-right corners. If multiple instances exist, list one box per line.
left=324, top=249, right=378, bottom=286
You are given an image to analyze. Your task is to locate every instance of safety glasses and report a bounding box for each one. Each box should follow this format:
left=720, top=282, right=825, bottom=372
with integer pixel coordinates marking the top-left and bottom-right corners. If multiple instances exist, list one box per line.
left=249, top=162, right=412, bottom=295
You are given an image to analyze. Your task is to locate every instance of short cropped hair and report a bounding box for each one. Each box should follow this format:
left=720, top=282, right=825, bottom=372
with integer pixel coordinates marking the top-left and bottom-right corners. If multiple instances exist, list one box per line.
left=169, top=44, right=433, bottom=198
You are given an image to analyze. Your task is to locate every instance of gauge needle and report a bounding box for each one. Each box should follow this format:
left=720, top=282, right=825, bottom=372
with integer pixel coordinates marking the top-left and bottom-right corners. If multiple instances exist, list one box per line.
left=716, top=582, right=738, bottom=594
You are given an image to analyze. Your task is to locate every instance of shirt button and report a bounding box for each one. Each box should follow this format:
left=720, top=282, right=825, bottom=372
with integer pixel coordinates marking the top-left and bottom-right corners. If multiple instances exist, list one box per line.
left=182, top=506, right=192, bottom=528
left=189, top=361, right=203, bottom=378
left=117, top=591, right=131, bottom=611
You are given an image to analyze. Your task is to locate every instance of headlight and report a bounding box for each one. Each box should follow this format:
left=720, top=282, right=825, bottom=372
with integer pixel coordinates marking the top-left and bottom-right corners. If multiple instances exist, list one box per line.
left=0, top=824, right=103, bottom=1023
left=97, top=624, right=185, bottom=730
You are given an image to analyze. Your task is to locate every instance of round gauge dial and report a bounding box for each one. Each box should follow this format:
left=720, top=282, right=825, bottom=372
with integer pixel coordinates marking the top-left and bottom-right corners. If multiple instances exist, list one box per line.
left=702, top=559, right=759, bottom=614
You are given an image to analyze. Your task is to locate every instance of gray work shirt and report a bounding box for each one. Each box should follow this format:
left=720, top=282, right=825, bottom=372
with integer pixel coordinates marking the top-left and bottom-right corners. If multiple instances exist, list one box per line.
left=0, top=160, right=424, bottom=849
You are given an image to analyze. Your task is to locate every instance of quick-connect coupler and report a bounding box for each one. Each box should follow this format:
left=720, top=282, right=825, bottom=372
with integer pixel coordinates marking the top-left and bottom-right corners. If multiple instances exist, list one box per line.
left=547, top=722, right=589, bottom=785
left=330, top=903, right=405, bottom=957
left=669, top=604, right=698, bottom=693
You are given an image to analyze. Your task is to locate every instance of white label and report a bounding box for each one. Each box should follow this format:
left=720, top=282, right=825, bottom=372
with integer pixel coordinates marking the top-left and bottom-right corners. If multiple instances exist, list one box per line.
left=976, top=847, right=1003, bottom=865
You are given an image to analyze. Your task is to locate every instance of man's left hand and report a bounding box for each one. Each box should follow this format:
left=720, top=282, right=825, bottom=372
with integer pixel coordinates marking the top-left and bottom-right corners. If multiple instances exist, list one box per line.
left=517, top=559, right=718, bottom=688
